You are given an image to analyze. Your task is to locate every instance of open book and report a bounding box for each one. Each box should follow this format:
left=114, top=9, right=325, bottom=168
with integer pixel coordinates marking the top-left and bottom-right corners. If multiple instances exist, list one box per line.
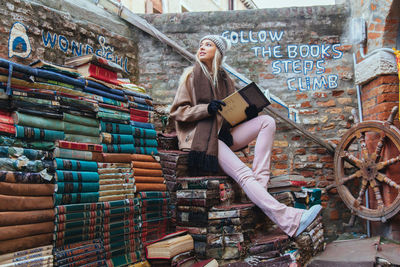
left=218, top=82, right=271, bottom=126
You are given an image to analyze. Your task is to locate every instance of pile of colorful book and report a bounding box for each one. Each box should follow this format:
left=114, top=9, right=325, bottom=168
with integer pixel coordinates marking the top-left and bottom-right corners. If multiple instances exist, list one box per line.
left=0, top=107, right=55, bottom=261
left=139, top=191, right=171, bottom=245
left=0, top=54, right=167, bottom=266
left=174, top=176, right=251, bottom=260
left=294, top=215, right=325, bottom=266
left=158, top=150, right=190, bottom=228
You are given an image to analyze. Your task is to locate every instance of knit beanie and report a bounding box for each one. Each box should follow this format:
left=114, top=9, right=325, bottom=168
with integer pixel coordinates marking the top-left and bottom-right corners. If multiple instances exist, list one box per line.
left=200, top=35, right=231, bottom=56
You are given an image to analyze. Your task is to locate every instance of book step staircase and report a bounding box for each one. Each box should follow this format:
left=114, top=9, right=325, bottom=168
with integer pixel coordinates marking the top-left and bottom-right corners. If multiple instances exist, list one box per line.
left=157, top=138, right=326, bottom=266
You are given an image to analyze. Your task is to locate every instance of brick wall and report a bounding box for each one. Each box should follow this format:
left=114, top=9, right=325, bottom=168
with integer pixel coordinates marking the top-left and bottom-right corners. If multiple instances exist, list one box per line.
left=0, top=0, right=139, bottom=81
left=361, top=75, right=399, bottom=122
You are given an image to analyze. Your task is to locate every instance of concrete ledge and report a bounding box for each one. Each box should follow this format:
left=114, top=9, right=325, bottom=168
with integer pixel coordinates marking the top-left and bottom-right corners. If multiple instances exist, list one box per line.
left=355, top=50, right=398, bottom=85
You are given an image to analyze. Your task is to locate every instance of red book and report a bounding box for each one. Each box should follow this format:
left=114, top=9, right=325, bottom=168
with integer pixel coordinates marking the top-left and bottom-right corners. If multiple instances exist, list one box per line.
left=0, top=122, right=15, bottom=135
left=130, top=114, right=150, bottom=123
left=76, top=63, right=119, bottom=85
left=0, top=112, right=13, bottom=125
left=130, top=108, right=149, bottom=117
left=56, top=140, right=103, bottom=152
left=99, top=102, right=129, bottom=113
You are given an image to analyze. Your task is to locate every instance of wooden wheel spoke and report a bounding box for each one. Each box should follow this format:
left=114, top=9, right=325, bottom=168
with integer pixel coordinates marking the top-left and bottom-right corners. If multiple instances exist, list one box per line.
left=340, top=170, right=362, bottom=185
left=376, top=173, right=400, bottom=190
left=372, top=132, right=386, bottom=162
left=370, top=180, right=385, bottom=210
left=353, top=180, right=368, bottom=209
left=376, top=155, right=400, bottom=171
left=342, top=151, right=363, bottom=168
left=357, top=131, right=369, bottom=160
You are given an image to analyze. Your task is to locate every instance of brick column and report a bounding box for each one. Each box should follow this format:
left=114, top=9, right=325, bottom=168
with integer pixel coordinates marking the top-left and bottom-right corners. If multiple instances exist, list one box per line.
left=358, top=62, right=400, bottom=241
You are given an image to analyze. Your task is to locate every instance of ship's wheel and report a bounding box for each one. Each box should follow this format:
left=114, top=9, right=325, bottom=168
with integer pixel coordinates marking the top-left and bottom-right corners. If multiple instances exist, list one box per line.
left=334, top=106, right=400, bottom=222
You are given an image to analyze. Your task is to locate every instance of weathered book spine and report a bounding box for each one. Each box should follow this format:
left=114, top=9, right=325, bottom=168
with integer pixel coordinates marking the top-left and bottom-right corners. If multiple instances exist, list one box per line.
left=141, top=205, right=168, bottom=214
left=207, top=224, right=243, bottom=234
left=176, top=211, right=208, bottom=226
left=207, top=217, right=243, bottom=226
left=55, top=219, right=102, bottom=232
left=176, top=189, right=219, bottom=199
left=208, top=208, right=253, bottom=219
left=176, top=198, right=219, bottom=207
left=141, top=197, right=169, bottom=207
left=176, top=225, right=207, bottom=235
left=54, top=243, right=102, bottom=261
left=53, top=239, right=101, bottom=252
left=138, top=191, right=169, bottom=199
left=56, top=140, right=103, bottom=152
left=55, top=248, right=105, bottom=266
left=206, top=245, right=241, bottom=260
left=64, top=253, right=106, bottom=267
left=158, top=151, right=188, bottom=164
left=207, top=233, right=244, bottom=245
left=194, top=241, right=207, bottom=257
left=177, top=205, right=207, bottom=213
left=176, top=179, right=220, bottom=190
left=0, top=246, right=53, bottom=264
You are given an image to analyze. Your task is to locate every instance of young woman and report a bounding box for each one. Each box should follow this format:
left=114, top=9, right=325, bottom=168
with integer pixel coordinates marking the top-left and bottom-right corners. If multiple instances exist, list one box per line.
left=170, top=35, right=321, bottom=237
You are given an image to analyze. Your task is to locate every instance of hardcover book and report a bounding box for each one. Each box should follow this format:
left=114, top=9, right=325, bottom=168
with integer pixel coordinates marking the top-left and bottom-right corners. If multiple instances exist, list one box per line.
left=30, top=59, right=81, bottom=78
left=218, top=82, right=271, bottom=126
left=64, top=54, right=123, bottom=73
left=145, top=231, right=193, bottom=259
left=75, top=63, right=120, bottom=85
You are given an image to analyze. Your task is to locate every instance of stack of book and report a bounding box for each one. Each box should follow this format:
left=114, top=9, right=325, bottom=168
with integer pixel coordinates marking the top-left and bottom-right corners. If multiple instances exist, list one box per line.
left=0, top=152, right=54, bottom=255
left=102, top=199, right=143, bottom=266
left=203, top=203, right=255, bottom=260
left=99, top=120, right=158, bottom=155
left=158, top=150, right=190, bottom=227
left=175, top=176, right=241, bottom=258
left=294, top=215, right=324, bottom=266
left=53, top=199, right=143, bottom=265
left=0, top=245, right=54, bottom=267
left=62, top=109, right=101, bottom=145
left=243, top=231, right=295, bottom=265
left=97, top=159, right=136, bottom=202
left=53, top=141, right=103, bottom=205
left=138, top=191, right=171, bottom=245
left=53, top=239, right=106, bottom=266
left=0, top=56, right=165, bottom=266
left=132, top=154, right=166, bottom=192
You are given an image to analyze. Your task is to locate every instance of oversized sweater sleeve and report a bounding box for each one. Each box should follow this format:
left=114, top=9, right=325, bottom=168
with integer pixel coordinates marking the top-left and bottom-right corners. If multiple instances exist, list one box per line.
left=170, top=73, right=210, bottom=123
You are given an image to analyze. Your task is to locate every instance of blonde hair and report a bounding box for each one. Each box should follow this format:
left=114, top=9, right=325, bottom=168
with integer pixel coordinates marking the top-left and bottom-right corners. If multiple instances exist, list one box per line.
left=195, top=48, right=223, bottom=88
left=179, top=48, right=224, bottom=89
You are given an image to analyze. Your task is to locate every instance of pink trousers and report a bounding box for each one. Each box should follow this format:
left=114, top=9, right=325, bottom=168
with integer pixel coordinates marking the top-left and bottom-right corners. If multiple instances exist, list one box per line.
left=218, top=115, right=303, bottom=237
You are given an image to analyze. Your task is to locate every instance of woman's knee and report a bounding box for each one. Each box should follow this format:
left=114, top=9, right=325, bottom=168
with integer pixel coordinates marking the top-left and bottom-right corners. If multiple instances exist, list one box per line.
left=235, top=165, right=255, bottom=187
left=259, top=115, right=276, bottom=132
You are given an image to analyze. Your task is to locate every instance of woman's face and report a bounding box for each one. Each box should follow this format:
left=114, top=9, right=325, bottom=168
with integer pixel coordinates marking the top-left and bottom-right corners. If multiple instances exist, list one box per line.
left=197, top=39, right=217, bottom=67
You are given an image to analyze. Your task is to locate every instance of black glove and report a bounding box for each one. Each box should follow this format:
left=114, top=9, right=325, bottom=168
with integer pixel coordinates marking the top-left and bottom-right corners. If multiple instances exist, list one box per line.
left=245, top=104, right=258, bottom=121
left=218, top=126, right=233, bottom=147
left=207, top=100, right=226, bottom=115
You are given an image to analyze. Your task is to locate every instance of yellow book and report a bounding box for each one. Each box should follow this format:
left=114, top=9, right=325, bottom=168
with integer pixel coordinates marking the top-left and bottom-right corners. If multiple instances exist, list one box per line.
left=219, top=82, right=271, bottom=126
